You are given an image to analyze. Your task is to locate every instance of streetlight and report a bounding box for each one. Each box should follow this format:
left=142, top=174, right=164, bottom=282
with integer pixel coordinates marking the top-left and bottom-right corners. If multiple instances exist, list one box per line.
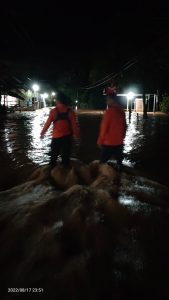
left=27, top=89, right=32, bottom=107
left=75, top=99, right=78, bottom=111
left=32, top=84, right=39, bottom=92
left=75, top=90, right=79, bottom=111
left=127, top=92, right=135, bottom=100
left=32, top=84, right=40, bottom=109
left=43, top=93, right=48, bottom=99
left=126, top=92, right=135, bottom=111
left=51, top=92, right=56, bottom=96
left=40, top=93, right=48, bottom=99
left=40, top=93, right=48, bottom=108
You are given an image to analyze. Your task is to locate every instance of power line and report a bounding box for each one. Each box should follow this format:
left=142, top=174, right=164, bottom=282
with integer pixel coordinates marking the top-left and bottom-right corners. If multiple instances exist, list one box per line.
left=80, top=32, right=169, bottom=91
left=81, top=58, right=138, bottom=90
left=83, top=71, right=116, bottom=88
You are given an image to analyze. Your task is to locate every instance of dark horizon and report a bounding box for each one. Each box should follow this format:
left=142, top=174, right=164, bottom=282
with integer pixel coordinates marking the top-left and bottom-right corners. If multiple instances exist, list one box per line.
left=1, top=2, right=169, bottom=91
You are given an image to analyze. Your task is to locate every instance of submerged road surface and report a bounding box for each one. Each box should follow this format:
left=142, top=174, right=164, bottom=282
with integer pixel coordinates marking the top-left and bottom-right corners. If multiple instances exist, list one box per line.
left=0, top=108, right=169, bottom=189
left=0, top=109, right=169, bottom=300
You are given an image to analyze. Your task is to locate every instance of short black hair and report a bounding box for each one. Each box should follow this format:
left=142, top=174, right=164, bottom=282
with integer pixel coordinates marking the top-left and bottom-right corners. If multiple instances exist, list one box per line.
left=56, top=92, right=71, bottom=105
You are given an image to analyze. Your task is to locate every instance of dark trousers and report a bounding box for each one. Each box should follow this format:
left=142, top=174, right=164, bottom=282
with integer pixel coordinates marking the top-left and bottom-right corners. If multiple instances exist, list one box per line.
left=100, top=144, right=124, bottom=169
left=50, top=135, right=72, bottom=168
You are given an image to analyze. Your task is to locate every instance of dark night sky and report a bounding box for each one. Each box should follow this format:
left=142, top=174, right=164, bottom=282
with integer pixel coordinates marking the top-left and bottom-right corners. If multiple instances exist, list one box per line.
left=1, top=1, right=169, bottom=85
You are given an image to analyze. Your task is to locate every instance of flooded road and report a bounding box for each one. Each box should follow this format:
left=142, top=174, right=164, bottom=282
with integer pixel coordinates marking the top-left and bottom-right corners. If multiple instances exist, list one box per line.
left=0, top=109, right=169, bottom=299
left=0, top=108, right=169, bottom=189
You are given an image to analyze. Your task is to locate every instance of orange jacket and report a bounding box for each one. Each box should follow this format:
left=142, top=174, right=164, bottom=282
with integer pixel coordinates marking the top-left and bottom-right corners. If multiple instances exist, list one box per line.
left=97, top=104, right=126, bottom=146
left=41, top=104, right=80, bottom=139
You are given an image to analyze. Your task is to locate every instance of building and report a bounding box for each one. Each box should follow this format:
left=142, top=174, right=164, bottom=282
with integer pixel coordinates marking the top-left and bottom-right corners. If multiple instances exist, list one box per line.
left=117, top=93, right=158, bottom=113
left=1, top=95, right=19, bottom=107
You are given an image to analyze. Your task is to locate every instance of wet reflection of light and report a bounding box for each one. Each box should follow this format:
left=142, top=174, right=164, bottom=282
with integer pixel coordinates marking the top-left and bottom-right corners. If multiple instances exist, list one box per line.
left=123, top=159, right=135, bottom=168
left=119, top=195, right=135, bottom=206
left=124, top=114, right=144, bottom=154
left=119, top=194, right=159, bottom=214
left=6, top=143, right=13, bottom=154
left=27, top=108, right=52, bottom=165
left=52, top=220, right=63, bottom=230
left=134, top=182, right=155, bottom=194
left=124, top=126, right=139, bottom=152
left=123, top=113, right=146, bottom=168
left=4, top=129, right=9, bottom=141
left=4, top=128, right=14, bottom=154
left=119, top=197, right=134, bottom=205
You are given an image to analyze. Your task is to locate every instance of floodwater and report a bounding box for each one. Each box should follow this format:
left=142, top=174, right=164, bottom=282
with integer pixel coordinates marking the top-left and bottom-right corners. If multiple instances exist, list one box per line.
left=0, top=109, right=169, bottom=300
left=0, top=108, right=169, bottom=189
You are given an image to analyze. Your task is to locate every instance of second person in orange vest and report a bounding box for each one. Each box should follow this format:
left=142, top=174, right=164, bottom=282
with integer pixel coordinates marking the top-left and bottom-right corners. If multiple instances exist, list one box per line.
left=97, top=94, right=127, bottom=171
left=40, top=92, right=80, bottom=169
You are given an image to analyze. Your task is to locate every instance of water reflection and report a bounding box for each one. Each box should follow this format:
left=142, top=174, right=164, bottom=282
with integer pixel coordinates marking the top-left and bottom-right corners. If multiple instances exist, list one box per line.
left=26, top=109, right=52, bottom=165
left=119, top=194, right=161, bottom=214
left=0, top=110, right=169, bottom=185
left=123, top=113, right=169, bottom=186
left=123, top=113, right=146, bottom=167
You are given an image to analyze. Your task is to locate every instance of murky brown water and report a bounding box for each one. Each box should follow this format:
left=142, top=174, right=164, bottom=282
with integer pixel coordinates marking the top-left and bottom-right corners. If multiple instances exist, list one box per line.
left=0, top=109, right=169, bottom=189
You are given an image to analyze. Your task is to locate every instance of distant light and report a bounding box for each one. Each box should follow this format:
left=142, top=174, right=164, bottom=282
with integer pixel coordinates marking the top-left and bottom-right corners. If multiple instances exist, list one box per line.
left=32, top=84, right=40, bottom=92
left=51, top=92, right=56, bottom=96
left=75, top=100, right=78, bottom=103
left=127, top=92, right=135, bottom=100
left=27, top=89, right=32, bottom=97
left=41, top=93, right=48, bottom=99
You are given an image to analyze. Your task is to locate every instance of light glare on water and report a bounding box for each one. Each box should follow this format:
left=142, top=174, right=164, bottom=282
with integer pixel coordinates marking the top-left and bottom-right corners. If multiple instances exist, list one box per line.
left=0, top=110, right=169, bottom=186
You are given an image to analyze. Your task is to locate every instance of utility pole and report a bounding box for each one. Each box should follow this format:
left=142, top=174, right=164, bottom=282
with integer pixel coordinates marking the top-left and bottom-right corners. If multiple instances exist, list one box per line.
left=143, top=93, right=148, bottom=119
left=156, top=89, right=159, bottom=111
left=153, top=94, right=156, bottom=114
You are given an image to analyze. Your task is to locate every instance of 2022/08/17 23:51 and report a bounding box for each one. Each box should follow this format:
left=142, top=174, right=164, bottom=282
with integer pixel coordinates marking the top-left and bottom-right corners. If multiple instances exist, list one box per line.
left=8, top=288, right=44, bottom=293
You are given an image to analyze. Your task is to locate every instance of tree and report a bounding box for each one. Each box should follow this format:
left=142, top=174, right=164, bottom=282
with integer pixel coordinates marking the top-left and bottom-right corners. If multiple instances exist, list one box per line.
left=160, top=94, right=169, bottom=113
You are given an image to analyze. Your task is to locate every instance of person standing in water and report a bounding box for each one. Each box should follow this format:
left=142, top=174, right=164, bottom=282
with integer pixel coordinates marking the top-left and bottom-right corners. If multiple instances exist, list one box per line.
left=97, top=94, right=126, bottom=171
left=40, top=92, right=80, bottom=169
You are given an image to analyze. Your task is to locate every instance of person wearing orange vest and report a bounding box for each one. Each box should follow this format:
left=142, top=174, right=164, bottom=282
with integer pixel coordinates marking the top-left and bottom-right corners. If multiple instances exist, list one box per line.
left=40, top=92, right=80, bottom=168
left=97, top=94, right=126, bottom=170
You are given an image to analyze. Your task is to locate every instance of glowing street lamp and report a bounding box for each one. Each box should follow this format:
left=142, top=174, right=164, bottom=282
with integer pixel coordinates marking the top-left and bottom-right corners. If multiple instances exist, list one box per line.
left=40, top=93, right=48, bottom=100
left=32, top=84, right=40, bottom=109
left=32, top=84, right=40, bottom=92
left=75, top=99, right=78, bottom=111
left=43, top=93, right=48, bottom=99
left=127, top=92, right=135, bottom=100
left=40, top=93, right=48, bottom=108
left=51, top=92, right=56, bottom=96
left=126, top=91, right=135, bottom=111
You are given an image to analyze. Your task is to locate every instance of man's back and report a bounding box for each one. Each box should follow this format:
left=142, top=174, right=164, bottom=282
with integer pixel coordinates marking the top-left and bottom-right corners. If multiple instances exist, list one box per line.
left=41, top=103, right=80, bottom=139
left=98, top=104, right=126, bottom=146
